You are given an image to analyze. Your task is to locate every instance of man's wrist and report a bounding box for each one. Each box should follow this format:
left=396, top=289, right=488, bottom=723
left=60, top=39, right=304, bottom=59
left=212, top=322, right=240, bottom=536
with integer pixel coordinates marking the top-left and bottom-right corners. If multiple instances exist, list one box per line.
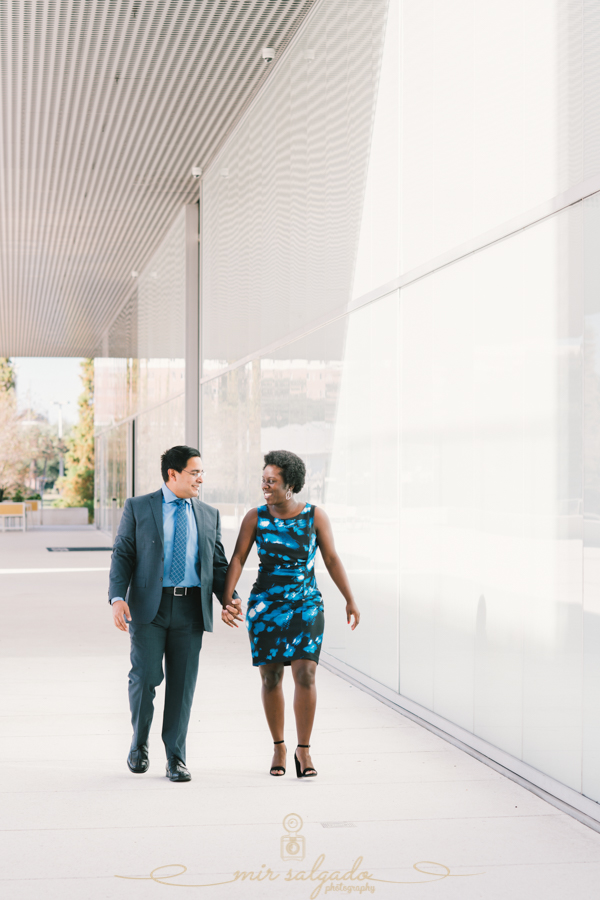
left=110, top=597, right=125, bottom=605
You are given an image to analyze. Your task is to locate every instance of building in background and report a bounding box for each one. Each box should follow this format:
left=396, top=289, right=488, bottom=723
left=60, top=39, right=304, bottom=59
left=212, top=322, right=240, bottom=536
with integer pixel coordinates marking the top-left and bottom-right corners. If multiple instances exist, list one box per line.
left=2, top=0, right=600, bottom=829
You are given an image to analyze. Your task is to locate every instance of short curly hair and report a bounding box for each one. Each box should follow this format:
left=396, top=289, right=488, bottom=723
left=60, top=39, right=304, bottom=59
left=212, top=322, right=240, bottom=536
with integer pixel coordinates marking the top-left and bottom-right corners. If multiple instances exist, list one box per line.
left=263, top=450, right=306, bottom=494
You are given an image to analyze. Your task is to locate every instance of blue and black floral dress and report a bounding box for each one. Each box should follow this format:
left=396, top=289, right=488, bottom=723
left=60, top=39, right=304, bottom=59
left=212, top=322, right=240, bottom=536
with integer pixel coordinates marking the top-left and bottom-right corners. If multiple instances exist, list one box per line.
left=246, top=503, right=324, bottom=666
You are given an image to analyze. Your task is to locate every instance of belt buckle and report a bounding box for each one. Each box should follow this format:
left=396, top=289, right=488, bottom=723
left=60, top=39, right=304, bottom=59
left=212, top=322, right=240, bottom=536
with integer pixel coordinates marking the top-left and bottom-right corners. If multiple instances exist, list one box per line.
left=173, top=586, right=186, bottom=597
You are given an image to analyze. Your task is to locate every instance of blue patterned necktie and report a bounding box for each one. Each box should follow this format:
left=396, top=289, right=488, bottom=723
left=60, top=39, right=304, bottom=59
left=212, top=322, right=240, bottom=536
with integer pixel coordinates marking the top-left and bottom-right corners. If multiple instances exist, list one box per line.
left=169, top=498, right=188, bottom=585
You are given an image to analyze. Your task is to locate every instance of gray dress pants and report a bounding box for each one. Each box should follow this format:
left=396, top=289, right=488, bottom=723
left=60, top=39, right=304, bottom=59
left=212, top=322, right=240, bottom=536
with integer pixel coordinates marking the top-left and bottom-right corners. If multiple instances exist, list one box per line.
left=128, top=590, right=204, bottom=763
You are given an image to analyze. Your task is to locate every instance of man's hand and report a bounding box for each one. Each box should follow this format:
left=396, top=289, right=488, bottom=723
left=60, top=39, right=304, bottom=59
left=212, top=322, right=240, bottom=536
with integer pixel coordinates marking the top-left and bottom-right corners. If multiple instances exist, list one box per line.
left=221, top=596, right=243, bottom=628
left=112, top=599, right=132, bottom=632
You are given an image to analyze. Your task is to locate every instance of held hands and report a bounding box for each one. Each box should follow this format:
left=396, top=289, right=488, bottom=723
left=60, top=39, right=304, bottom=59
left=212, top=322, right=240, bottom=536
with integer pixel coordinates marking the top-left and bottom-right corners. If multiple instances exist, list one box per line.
left=221, top=596, right=244, bottom=628
left=346, top=600, right=360, bottom=630
left=112, top=599, right=132, bottom=632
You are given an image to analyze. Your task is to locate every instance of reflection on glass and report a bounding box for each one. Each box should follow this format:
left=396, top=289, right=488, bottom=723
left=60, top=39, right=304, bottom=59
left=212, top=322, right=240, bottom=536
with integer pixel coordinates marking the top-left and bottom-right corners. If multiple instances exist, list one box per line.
left=94, top=358, right=137, bottom=428
left=95, top=422, right=128, bottom=532
left=94, top=210, right=187, bottom=522
left=136, top=396, right=185, bottom=496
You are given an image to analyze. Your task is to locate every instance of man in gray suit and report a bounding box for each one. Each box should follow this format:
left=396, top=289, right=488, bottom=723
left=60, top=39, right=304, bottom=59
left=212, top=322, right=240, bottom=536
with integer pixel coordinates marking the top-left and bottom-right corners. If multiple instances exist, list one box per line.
left=109, top=445, right=242, bottom=782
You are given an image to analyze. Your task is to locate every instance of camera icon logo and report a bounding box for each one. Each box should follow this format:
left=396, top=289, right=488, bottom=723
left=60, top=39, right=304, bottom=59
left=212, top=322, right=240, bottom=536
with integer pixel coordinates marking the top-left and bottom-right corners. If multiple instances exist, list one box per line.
left=280, top=813, right=305, bottom=861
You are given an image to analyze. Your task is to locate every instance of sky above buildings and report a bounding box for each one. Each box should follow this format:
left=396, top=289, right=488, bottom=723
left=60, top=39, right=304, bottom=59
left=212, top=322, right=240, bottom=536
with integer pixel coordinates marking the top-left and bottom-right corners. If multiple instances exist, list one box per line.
left=13, top=357, right=85, bottom=427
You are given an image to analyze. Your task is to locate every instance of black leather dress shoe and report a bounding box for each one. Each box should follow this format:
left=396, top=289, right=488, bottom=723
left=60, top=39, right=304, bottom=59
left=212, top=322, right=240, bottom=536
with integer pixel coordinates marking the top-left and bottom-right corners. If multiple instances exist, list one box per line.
left=127, top=745, right=149, bottom=774
left=166, top=757, right=191, bottom=782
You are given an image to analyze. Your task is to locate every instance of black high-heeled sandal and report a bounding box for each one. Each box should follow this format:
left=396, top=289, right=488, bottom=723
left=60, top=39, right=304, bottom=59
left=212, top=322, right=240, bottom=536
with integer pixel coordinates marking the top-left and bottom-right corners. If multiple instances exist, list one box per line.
left=270, top=740, right=286, bottom=776
left=294, top=744, right=317, bottom=778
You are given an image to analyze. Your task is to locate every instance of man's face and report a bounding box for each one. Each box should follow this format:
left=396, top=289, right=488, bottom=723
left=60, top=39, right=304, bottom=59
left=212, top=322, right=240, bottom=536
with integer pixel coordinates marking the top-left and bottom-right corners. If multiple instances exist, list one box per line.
left=167, top=456, right=204, bottom=499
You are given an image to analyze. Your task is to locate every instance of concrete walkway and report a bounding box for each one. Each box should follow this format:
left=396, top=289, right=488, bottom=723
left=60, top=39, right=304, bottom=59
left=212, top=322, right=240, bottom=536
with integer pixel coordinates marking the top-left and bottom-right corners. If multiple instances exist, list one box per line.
left=1, top=527, right=600, bottom=899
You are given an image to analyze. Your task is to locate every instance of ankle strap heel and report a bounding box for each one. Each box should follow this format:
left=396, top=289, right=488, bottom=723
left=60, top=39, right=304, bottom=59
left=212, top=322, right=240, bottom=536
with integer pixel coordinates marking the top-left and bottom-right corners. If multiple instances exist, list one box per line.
left=294, top=744, right=317, bottom=778
left=270, top=740, right=286, bottom=776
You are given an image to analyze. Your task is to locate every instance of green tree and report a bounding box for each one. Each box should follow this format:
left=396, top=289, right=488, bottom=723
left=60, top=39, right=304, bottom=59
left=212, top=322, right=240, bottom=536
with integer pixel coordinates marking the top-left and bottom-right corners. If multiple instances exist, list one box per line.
left=0, top=357, right=16, bottom=392
left=0, top=358, right=28, bottom=501
left=57, top=359, right=95, bottom=519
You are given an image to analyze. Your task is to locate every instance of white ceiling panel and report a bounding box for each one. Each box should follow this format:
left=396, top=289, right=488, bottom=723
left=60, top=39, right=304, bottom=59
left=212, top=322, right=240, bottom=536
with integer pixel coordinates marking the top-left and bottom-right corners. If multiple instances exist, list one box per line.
left=0, top=0, right=315, bottom=356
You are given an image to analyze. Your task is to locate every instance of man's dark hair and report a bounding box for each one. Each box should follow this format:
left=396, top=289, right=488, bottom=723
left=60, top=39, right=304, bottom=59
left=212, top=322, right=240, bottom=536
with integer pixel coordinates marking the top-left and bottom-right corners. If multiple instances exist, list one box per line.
left=263, top=450, right=306, bottom=494
left=161, top=445, right=201, bottom=482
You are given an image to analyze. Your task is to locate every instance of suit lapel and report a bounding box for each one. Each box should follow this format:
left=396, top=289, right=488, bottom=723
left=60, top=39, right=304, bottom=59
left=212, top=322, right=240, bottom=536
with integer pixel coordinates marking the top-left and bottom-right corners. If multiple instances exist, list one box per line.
left=150, top=490, right=164, bottom=546
left=192, top=498, right=205, bottom=567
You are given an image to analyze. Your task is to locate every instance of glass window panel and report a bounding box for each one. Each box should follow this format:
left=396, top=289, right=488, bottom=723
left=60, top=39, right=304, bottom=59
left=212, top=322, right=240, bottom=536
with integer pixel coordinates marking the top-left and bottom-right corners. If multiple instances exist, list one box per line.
left=95, top=211, right=187, bottom=522
left=202, top=305, right=400, bottom=691
left=94, top=422, right=129, bottom=533
left=137, top=211, right=186, bottom=361
left=135, top=395, right=185, bottom=497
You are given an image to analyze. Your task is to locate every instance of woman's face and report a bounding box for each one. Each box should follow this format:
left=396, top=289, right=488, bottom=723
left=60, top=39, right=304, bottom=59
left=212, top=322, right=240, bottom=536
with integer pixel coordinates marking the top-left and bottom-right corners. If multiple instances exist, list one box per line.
left=262, top=465, right=288, bottom=504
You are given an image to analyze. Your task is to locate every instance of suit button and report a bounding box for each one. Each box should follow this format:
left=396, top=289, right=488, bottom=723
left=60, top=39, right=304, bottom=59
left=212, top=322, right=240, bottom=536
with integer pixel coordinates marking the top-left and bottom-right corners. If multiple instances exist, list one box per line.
left=161, top=557, right=164, bottom=561
left=160, top=577, right=163, bottom=582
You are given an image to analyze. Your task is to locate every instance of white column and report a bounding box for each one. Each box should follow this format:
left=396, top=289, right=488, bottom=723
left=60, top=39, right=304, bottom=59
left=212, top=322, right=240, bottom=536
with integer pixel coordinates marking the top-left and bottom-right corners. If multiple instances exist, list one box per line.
left=185, top=201, right=200, bottom=450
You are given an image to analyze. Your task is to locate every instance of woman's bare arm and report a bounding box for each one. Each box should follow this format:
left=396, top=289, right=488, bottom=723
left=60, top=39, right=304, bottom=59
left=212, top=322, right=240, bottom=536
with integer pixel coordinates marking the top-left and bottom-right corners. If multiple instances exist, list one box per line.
left=314, top=507, right=360, bottom=629
left=221, top=509, right=258, bottom=627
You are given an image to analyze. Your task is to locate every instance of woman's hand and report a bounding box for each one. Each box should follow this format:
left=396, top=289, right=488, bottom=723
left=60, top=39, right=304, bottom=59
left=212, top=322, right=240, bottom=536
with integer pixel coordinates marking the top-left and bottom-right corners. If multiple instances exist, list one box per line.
left=346, top=600, right=360, bottom=630
left=221, top=596, right=243, bottom=628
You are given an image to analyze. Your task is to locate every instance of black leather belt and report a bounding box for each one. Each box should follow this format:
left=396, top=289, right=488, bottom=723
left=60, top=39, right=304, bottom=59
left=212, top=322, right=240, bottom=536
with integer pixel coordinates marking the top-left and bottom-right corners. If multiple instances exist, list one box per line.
left=162, top=586, right=201, bottom=596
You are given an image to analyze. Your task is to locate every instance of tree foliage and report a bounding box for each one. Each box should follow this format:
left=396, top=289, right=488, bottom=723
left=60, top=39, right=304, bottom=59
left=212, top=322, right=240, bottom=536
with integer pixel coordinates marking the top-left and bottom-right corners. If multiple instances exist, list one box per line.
left=0, top=359, right=28, bottom=501
left=57, top=359, right=95, bottom=517
left=0, top=357, right=16, bottom=392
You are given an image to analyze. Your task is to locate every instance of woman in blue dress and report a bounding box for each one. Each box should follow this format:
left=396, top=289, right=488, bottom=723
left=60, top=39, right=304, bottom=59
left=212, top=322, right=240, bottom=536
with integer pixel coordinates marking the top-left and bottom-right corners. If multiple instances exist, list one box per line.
left=222, top=450, right=360, bottom=779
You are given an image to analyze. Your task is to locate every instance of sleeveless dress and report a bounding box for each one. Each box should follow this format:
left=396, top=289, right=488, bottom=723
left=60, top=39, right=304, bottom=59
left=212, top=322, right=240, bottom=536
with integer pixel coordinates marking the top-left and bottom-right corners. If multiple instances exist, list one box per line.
left=246, top=503, right=324, bottom=666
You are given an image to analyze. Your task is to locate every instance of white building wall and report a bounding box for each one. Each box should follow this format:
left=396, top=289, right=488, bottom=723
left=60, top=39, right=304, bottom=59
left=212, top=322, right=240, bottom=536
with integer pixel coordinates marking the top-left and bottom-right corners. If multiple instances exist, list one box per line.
left=199, top=0, right=600, bottom=810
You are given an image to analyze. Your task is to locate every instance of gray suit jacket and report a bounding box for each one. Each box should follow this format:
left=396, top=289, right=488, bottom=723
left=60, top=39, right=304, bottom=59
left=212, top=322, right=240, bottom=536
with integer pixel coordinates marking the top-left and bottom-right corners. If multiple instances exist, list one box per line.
left=108, top=489, right=232, bottom=629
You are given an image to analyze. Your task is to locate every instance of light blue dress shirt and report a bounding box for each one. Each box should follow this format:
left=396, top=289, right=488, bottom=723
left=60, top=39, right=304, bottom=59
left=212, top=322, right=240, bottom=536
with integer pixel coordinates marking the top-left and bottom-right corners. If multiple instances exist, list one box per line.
left=110, top=484, right=201, bottom=605
left=161, top=483, right=201, bottom=587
